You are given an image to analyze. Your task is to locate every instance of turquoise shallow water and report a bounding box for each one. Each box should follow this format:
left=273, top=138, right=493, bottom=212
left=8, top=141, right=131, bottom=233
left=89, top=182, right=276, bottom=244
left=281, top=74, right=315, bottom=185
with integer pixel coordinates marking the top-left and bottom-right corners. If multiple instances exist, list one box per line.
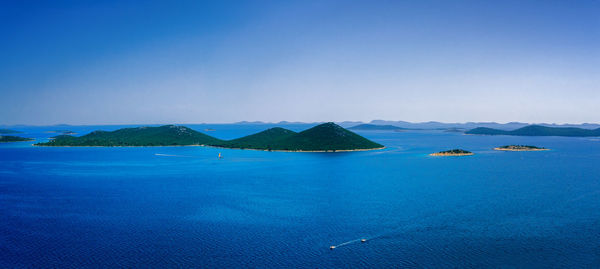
left=1, top=124, right=600, bottom=268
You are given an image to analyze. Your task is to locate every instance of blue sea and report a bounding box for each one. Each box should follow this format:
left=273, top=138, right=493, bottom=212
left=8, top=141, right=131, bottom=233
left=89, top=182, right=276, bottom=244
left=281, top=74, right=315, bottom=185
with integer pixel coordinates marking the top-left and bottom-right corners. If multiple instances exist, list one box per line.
left=1, top=124, right=599, bottom=268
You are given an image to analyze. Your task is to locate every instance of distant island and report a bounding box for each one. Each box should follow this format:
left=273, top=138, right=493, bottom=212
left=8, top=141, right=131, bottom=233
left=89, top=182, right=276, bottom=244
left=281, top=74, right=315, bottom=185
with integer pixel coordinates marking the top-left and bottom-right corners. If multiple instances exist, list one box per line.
left=0, top=129, right=21, bottom=134
left=349, top=124, right=406, bottom=131
left=494, top=145, right=549, bottom=151
left=430, top=149, right=473, bottom=156
left=443, top=127, right=465, bottom=133
left=466, top=125, right=600, bottom=137
left=368, top=120, right=600, bottom=130
left=0, top=135, right=34, bottom=142
left=36, top=123, right=384, bottom=152
left=45, top=130, right=77, bottom=135
left=349, top=123, right=468, bottom=132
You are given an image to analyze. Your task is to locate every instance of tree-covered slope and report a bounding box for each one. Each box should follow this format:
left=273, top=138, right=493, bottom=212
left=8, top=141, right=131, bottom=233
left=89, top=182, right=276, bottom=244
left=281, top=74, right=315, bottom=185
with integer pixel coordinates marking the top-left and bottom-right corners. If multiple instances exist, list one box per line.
left=36, top=123, right=384, bottom=151
left=274, top=122, right=384, bottom=151
left=0, top=135, right=34, bottom=142
left=466, top=125, right=600, bottom=137
left=214, top=127, right=297, bottom=150
left=37, top=125, right=223, bottom=146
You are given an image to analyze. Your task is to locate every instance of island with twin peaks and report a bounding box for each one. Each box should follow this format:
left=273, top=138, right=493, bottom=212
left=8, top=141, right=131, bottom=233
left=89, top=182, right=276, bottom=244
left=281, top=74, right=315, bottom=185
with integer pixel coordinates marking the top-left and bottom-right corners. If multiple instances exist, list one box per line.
left=35, top=122, right=384, bottom=152
left=494, top=145, right=549, bottom=151
left=430, top=149, right=474, bottom=156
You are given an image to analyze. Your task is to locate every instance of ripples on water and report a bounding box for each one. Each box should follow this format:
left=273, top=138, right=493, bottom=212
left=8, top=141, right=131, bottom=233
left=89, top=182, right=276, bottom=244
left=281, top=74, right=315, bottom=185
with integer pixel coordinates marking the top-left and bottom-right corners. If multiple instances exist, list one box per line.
left=1, top=125, right=599, bottom=267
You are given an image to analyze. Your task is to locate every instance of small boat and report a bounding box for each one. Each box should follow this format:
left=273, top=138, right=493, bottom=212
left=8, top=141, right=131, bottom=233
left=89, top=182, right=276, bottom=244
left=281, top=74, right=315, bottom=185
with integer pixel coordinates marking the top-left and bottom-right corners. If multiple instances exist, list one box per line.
left=361, top=239, right=366, bottom=242
left=329, top=246, right=335, bottom=250
left=218, top=153, right=223, bottom=159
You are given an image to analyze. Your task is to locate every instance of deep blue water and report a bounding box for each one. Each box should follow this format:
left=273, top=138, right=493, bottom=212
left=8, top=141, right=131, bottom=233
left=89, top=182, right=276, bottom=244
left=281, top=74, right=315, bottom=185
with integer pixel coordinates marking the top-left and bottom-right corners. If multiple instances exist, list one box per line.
left=1, top=124, right=600, bottom=268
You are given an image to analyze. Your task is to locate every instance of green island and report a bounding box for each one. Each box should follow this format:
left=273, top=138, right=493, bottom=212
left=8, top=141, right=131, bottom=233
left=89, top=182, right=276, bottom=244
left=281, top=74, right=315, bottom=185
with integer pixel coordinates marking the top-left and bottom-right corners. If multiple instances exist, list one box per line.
left=430, top=149, right=473, bottom=156
left=466, top=125, right=600, bottom=137
left=494, top=145, right=549, bottom=151
left=0, top=129, right=21, bottom=134
left=0, top=135, right=34, bottom=142
left=35, top=122, right=384, bottom=152
left=38, top=125, right=221, bottom=147
left=45, top=130, right=77, bottom=135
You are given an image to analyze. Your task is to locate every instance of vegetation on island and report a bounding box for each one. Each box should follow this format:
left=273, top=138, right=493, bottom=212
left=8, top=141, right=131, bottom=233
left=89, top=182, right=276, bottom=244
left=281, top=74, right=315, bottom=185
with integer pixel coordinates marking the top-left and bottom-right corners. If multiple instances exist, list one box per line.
left=213, top=127, right=297, bottom=150
left=0, top=135, right=34, bottom=142
left=430, top=149, right=473, bottom=156
left=494, top=145, right=549, bottom=151
left=0, top=129, right=21, bottom=134
left=257, top=122, right=383, bottom=151
left=36, top=123, right=384, bottom=152
left=45, top=130, right=77, bottom=135
left=466, top=125, right=600, bottom=137
left=37, top=125, right=222, bottom=146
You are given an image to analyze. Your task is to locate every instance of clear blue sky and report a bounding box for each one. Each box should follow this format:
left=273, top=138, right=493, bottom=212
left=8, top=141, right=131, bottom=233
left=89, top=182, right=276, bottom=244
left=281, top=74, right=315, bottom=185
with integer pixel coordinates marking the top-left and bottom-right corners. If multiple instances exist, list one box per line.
left=1, top=0, right=598, bottom=125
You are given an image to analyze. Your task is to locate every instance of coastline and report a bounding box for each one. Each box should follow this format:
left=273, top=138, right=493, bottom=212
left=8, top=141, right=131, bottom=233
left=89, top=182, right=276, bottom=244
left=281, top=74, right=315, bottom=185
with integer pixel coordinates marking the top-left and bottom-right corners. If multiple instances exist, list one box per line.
left=429, top=152, right=474, bottom=156
left=494, top=147, right=549, bottom=151
left=0, top=139, right=35, bottom=143
left=33, top=143, right=386, bottom=152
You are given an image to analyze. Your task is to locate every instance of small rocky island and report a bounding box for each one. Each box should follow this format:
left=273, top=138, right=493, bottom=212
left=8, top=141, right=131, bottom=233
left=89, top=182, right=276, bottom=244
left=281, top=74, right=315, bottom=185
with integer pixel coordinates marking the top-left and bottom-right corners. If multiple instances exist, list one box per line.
left=0, top=135, right=34, bottom=142
left=494, top=145, right=549, bottom=151
left=430, top=149, right=474, bottom=156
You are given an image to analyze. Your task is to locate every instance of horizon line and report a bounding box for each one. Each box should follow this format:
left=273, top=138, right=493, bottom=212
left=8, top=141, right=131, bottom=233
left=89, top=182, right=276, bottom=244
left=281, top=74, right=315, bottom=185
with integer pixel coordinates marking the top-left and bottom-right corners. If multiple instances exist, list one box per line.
left=2, top=120, right=600, bottom=127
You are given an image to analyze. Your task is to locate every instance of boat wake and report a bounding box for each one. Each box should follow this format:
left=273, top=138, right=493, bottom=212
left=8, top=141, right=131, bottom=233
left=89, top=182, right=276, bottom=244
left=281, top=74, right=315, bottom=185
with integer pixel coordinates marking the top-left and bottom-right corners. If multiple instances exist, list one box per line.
left=330, top=238, right=369, bottom=249
left=154, top=153, right=191, bottom=157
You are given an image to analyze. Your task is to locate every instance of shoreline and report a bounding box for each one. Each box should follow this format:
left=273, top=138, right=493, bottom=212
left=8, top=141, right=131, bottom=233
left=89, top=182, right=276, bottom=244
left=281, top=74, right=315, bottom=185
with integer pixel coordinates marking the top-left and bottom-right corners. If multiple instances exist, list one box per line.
left=32, top=144, right=385, bottom=152
left=0, top=139, right=35, bottom=143
left=493, top=147, right=550, bottom=151
left=207, top=145, right=386, bottom=152
left=429, top=153, right=474, bottom=156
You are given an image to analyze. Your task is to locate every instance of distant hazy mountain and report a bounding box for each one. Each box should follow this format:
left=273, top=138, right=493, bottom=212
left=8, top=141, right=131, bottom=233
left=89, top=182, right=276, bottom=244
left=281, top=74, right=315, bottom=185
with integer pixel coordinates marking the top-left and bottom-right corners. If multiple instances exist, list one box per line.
left=369, top=120, right=600, bottom=130
left=234, top=121, right=268, bottom=125
left=466, top=125, right=600, bottom=137
left=348, top=124, right=406, bottom=131
left=336, top=121, right=364, bottom=128
left=277, top=121, right=314, bottom=125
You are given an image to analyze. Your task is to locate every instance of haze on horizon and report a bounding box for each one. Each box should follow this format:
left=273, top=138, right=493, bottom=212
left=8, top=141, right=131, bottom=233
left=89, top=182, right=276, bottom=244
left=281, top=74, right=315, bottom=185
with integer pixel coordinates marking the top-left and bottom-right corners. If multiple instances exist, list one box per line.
left=1, top=0, right=598, bottom=126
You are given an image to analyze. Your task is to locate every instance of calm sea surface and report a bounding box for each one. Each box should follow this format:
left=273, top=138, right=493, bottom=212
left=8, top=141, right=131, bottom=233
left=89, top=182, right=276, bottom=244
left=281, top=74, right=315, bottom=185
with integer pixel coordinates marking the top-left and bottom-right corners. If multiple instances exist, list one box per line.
left=1, top=124, right=599, bottom=268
